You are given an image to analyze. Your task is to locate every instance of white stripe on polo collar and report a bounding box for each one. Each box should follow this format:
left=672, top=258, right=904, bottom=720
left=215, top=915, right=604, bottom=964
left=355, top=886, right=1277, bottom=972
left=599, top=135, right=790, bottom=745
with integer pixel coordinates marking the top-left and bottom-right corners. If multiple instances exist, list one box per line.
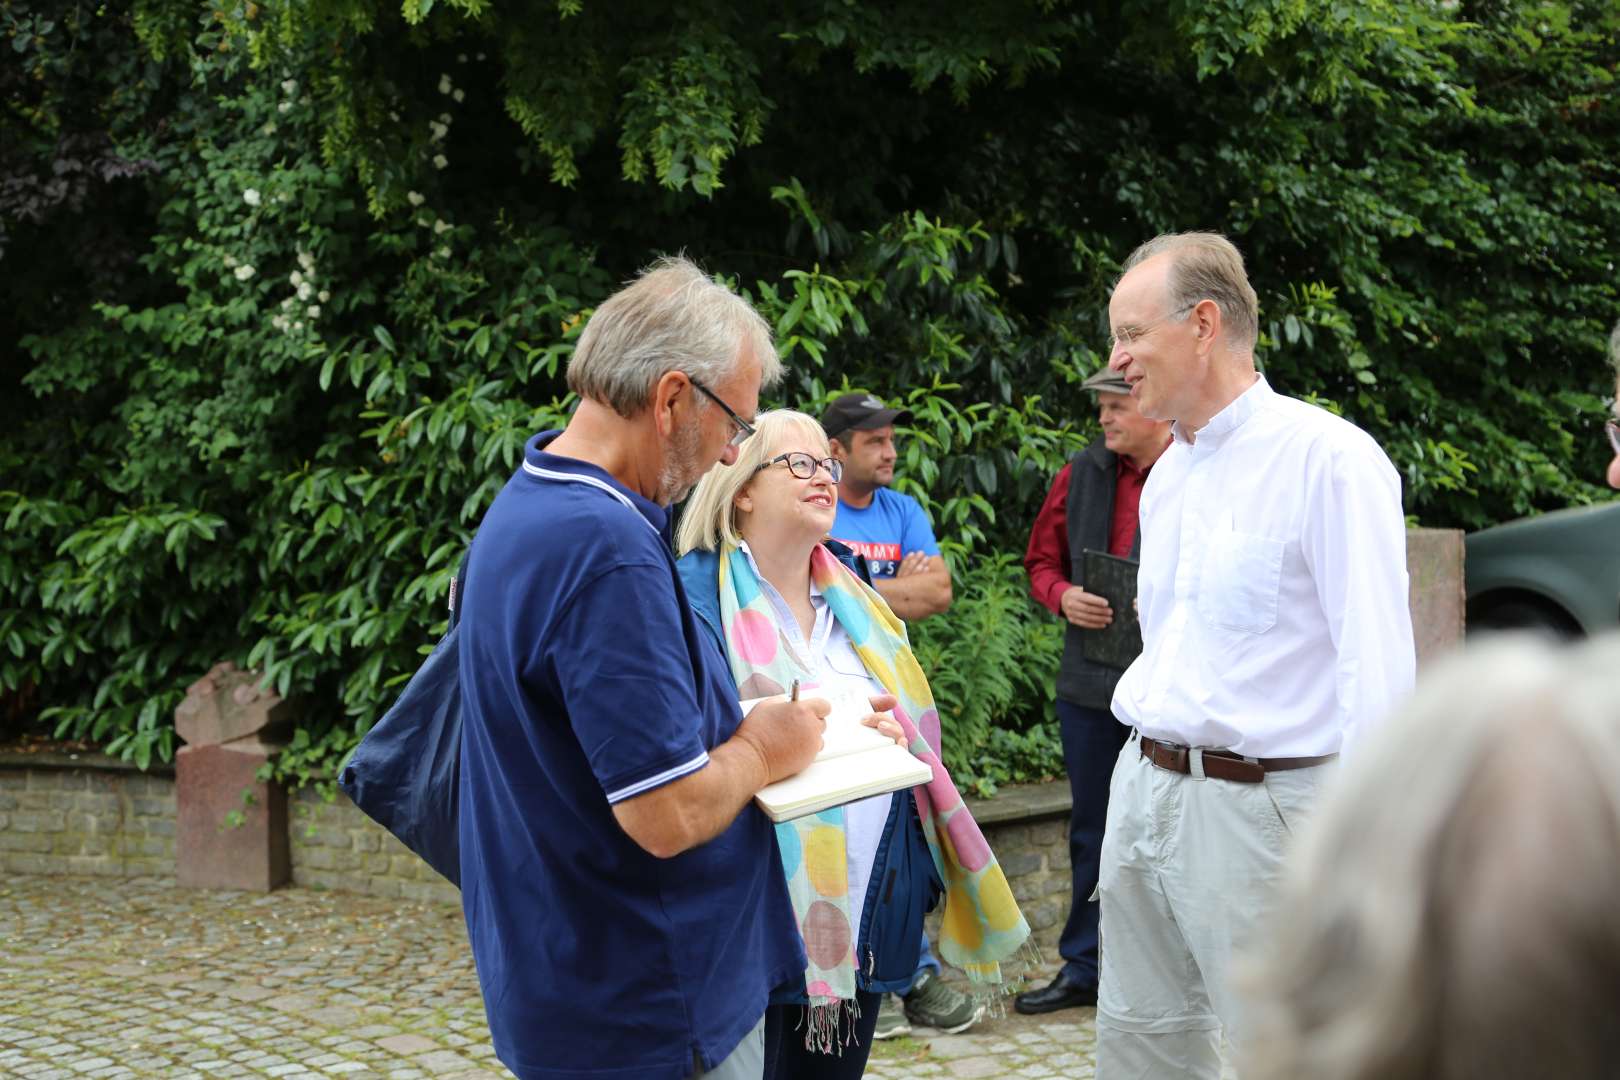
left=605, top=751, right=711, bottom=803
left=521, top=460, right=659, bottom=535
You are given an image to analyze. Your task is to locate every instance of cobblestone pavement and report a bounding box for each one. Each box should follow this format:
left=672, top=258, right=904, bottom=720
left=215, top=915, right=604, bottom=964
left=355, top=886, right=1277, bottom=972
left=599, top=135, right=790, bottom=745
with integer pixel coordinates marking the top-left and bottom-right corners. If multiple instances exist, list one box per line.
left=0, top=875, right=1163, bottom=1079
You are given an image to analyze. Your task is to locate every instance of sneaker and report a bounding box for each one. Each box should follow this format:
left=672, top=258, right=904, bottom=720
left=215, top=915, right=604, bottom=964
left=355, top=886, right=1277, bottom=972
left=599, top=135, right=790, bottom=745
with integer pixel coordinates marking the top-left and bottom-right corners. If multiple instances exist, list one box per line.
left=872, top=993, right=911, bottom=1040
left=901, top=969, right=983, bottom=1034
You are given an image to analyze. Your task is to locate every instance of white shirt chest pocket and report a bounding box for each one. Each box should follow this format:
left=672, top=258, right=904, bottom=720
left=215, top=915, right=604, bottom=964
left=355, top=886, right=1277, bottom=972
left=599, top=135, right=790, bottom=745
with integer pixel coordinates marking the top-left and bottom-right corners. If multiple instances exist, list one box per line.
left=1197, top=531, right=1285, bottom=635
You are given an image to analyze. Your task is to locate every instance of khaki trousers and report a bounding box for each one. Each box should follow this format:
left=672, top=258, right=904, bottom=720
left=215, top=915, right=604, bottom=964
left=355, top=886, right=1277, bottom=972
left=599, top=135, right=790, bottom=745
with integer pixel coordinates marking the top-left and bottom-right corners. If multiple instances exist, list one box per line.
left=694, top=1015, right=766, bottom=1080
left=1095, top=732, right=1331, bottom=1079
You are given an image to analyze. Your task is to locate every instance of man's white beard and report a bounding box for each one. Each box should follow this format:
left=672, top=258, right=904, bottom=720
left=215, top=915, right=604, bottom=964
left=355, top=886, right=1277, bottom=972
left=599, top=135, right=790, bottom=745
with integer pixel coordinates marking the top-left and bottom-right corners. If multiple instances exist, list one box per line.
left=656, top=419, right=706, bottom=506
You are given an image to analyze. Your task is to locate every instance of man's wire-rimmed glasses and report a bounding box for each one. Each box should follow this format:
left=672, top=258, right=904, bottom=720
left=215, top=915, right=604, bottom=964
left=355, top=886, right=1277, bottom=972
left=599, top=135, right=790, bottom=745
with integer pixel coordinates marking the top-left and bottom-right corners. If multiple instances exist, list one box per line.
left=754, top=452, right=843, bottom=483
left=1109, top=302, right=1197, bottom=353
left=1606, top=417, right=1620, bottom=456
left=689, top=377, right=756, bottom=447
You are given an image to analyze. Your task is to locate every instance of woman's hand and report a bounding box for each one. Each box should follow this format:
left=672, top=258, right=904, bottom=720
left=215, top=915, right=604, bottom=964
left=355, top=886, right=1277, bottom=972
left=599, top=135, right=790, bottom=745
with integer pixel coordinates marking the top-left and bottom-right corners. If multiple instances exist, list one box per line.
left=859, top=692, right=908, bottom=747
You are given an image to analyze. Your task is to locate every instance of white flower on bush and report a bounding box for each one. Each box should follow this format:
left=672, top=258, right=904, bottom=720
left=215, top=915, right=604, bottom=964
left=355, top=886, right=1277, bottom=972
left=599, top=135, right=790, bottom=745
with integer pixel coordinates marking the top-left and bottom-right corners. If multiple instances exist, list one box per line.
left=439, top=112, right=451, bottom=125
left=289, top=270, right=303, bottom=287
left=453, top=89, right=465, bottom=103
left=281, top=78, right=298, bottom=96
left=278, top=101, right=291, bottom=114
left=261, top=122, right=277, bottom=136
left=243, top=188, right=262, bottom=207
left=317, top=289, right=330, bottom=303
left=282, top=297, right=297, bottom=311
left=297, top=250, right=315, bottom=272
left=234, top=265, right=256, bottom=281
left=433, top=219, right=451, bottom=235
left=293, top=321, right=304, bottom=333
left=407, top=191, right=425, bottom=207
left=306, top=305, right=321, bottom=318
left=433, top=154, right=448, bottom=170
left=436, top=246, right=451, bottom=259
left=272, top=314, right=289, bottom=331
left=223, top=254, right=237, bottom=268
left=438, top=74, right=452, bottom=95
left=429, top=121, right=448, bottom=143
left=297, top=282, right=314, bottom=301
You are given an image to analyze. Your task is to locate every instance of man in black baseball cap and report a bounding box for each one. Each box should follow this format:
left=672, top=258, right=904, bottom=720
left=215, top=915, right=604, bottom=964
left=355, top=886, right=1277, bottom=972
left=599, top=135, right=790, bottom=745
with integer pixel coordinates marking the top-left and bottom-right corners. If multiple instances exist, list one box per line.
left=819, top=392, right=946, bottom=622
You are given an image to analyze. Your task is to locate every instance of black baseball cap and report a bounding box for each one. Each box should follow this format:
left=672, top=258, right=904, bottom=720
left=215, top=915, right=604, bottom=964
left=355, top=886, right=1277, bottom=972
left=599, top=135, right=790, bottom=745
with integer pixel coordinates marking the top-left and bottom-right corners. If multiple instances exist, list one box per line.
left=822, top=392, right=913, bottom=440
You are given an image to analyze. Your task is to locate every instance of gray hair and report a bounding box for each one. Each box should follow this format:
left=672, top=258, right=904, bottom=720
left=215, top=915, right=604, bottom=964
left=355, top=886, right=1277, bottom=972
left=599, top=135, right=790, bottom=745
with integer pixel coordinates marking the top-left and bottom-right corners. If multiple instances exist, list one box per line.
left=674, top=410, right=828, bottom=556
left=1241, top=634, right=1620, bottom=1080
left=567, top=254, right=782, bottom=418
left=1121, top=232, right=1260, bottom=351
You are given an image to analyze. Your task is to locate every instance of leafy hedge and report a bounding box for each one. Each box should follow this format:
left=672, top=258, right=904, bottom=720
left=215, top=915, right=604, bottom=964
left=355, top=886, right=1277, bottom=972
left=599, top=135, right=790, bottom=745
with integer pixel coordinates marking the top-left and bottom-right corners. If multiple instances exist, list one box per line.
left=2, top=0, right=1616, bottom=793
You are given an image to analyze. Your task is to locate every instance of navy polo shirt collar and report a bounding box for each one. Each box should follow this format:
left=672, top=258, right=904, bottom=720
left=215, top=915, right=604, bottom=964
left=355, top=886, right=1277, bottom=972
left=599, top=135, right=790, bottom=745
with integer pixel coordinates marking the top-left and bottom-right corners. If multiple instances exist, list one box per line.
left=522, top=430, right=671, bottom=543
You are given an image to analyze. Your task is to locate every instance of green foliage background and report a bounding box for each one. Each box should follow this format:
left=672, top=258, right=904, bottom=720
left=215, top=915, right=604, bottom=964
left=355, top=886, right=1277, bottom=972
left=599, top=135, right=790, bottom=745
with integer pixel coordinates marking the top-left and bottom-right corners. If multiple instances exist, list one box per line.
left=2, top=0, right=1616, bottom=791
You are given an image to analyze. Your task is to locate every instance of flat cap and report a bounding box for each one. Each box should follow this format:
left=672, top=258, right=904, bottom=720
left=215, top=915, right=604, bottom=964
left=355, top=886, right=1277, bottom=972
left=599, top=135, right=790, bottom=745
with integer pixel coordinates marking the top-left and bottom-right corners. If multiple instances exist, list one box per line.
left=1080, top=367, right=1130, bottom=394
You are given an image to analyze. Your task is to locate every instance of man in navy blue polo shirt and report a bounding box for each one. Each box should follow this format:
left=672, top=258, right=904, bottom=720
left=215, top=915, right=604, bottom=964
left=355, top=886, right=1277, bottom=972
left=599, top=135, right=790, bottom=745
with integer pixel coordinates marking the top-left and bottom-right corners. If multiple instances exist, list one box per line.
left=457, top=256, right=829, bottom=1080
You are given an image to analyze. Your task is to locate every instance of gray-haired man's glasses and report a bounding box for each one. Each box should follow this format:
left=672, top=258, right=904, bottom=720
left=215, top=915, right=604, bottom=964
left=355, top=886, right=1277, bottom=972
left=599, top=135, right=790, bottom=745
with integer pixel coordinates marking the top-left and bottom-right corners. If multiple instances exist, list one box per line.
left=1607, top=418, right=1620, bottom=456
left=689, top=378, right=756, bottom=447
left=1109, top=302, right=1197, bottom=353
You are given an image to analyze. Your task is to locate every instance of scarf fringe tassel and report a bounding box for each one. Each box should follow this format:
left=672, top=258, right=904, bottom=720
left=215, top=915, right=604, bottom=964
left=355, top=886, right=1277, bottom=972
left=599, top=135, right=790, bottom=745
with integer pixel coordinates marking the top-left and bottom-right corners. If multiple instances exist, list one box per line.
left=798, top=997, right=863, bottom=1056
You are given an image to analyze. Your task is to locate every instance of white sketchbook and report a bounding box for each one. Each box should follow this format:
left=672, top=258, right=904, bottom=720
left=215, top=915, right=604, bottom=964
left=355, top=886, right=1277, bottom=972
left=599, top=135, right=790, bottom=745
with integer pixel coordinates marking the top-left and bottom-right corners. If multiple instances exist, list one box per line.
left=744, top=687, right=934, bottom=824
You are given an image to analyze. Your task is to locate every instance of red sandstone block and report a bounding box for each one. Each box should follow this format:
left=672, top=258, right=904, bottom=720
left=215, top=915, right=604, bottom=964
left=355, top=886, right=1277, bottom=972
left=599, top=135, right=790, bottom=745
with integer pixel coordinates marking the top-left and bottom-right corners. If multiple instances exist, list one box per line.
left=175, top=741, right=289, bottom=892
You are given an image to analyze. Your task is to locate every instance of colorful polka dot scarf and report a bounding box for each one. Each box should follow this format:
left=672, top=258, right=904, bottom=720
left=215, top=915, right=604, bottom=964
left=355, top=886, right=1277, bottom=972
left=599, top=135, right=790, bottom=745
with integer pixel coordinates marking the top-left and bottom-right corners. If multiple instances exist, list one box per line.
left=717, top=542, right=1030, bottom=1042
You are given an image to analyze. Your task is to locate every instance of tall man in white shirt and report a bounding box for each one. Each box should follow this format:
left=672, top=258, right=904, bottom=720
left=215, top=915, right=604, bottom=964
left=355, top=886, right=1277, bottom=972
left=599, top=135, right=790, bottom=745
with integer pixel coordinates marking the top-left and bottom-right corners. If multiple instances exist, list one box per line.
left=1097, top=231, right=1416, bottom=1078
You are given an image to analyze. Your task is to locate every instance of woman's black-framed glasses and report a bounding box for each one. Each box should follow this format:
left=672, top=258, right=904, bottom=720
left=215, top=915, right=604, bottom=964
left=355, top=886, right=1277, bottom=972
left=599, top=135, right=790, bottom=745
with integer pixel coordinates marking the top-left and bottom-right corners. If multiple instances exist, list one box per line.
left=755, top=452, right=843, bottom=483
left=689, top=377, right=756, bottom=447
left=1607, top=418, right=1620, bottom=456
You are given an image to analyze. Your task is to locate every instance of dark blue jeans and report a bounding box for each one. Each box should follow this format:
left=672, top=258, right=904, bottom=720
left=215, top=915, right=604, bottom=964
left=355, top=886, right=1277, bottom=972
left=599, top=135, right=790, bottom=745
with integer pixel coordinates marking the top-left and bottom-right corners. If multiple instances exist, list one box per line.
left=762, top=991, right=882, bottom=1080
left=1056, top=699, right=1129, bottom=987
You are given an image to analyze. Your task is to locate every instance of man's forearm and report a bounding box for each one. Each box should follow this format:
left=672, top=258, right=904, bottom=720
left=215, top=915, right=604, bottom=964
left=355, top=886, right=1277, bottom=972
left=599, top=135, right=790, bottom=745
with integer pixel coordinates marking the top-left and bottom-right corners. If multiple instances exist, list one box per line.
left=610, top=737, right=770, bottom=859
left=873, top=567, right=953, bottom=619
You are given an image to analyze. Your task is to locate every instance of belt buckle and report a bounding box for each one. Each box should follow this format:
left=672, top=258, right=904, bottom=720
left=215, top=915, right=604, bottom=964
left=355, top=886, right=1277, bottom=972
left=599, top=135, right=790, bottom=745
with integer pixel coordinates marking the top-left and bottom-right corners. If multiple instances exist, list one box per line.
left=1145, top=738, right=1190, bottom=776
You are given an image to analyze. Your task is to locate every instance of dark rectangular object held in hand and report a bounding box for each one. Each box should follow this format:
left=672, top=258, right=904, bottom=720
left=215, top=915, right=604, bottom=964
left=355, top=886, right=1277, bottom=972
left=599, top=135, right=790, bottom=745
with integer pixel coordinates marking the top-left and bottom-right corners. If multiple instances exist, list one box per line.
left=1079, top=549, right=1143, bottom=670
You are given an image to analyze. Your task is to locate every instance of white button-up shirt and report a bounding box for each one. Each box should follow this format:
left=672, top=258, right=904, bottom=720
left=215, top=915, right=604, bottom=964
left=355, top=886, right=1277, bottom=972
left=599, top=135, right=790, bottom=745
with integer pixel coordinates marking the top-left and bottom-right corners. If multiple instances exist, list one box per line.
left=1111, top=376, right=1416, bottom=757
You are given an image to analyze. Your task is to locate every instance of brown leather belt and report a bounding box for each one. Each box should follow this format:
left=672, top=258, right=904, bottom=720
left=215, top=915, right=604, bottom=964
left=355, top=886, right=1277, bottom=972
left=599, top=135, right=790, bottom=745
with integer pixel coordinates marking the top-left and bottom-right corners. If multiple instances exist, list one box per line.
left=1139, top=735, right=1337, bottom=784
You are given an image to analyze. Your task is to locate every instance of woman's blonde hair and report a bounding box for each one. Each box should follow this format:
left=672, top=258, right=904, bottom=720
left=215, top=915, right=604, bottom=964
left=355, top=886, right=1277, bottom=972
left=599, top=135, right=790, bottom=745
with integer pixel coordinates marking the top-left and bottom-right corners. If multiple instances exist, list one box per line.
left=674, top=409, right=829, bottom=556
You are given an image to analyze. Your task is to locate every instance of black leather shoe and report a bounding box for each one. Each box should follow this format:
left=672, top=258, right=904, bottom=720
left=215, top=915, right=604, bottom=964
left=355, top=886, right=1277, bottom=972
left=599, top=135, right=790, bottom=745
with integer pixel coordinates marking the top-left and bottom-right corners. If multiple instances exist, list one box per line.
left=1014, top=970, right=1098, bottom=1015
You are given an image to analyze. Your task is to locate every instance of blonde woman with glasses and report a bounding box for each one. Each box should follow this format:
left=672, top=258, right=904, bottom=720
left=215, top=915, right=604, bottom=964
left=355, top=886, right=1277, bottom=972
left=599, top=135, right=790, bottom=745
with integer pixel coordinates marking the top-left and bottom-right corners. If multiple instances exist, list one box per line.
left=675, top=410, right=1028, bottom=1080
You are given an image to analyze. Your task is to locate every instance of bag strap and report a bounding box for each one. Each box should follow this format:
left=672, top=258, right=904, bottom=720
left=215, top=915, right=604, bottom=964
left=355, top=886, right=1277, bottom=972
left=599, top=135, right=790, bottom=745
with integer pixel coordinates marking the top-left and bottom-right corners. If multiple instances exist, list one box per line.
left=447, top=543, right=473, bottom=632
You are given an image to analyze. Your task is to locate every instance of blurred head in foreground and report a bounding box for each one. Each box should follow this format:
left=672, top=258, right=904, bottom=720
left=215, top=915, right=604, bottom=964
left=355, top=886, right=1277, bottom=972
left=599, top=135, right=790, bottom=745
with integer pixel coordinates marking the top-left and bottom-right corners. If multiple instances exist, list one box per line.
left=1242, top=635, right=1620, bottom=1080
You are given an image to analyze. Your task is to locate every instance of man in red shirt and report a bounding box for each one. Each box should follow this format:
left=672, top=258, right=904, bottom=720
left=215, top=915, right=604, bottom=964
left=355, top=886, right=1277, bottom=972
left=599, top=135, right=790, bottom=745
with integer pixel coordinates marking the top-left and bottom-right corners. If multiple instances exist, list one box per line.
left=1014, top=366, right=1171, bottom=1014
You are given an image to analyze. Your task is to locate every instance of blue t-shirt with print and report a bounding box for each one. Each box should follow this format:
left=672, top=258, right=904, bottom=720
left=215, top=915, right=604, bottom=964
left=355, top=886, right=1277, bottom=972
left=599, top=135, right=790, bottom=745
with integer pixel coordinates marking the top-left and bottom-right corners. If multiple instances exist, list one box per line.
left=828, top=486, right=941, bottom=578
left=457, top=431, right=804, bottom=1080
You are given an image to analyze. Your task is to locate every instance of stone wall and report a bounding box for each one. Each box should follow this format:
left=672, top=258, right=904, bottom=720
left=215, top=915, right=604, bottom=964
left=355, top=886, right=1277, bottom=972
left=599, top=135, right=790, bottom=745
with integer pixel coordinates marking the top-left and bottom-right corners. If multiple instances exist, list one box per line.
left=287, top=786, right=459, bottom=904
left=0, top=754, right=1072, bottom=951
left=0, top=757, right=176, bottom=878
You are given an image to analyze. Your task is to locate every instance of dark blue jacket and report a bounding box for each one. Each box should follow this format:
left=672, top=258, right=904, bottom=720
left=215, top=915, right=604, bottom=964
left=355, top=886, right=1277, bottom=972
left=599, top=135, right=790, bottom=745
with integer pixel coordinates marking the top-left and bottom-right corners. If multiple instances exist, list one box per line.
left=676, top=541, right=942, bottom=998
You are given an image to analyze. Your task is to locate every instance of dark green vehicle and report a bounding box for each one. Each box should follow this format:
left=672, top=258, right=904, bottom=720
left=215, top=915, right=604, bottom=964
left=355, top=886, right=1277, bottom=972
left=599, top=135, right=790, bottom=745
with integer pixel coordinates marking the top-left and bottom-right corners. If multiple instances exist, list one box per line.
left=1465, top=503, right=1620, bottom=636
